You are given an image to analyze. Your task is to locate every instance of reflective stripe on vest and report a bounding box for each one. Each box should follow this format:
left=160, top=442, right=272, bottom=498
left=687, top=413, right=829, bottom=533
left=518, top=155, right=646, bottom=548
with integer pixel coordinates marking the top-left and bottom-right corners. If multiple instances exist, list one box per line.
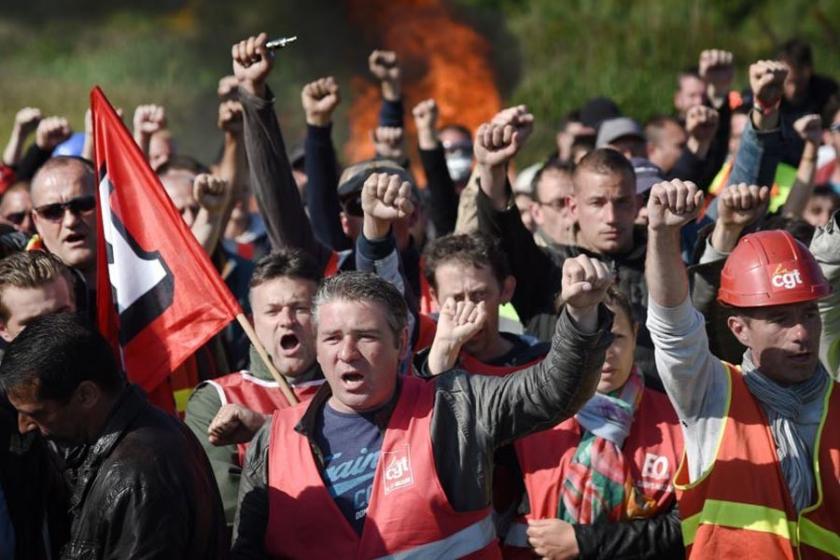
left=799, top=517, right=840, bottom=557
left=374, top=513, right=496, bottom=560
left=681, top=499, right=797, bottom=546
left=675, top=363, right=840, bottom=558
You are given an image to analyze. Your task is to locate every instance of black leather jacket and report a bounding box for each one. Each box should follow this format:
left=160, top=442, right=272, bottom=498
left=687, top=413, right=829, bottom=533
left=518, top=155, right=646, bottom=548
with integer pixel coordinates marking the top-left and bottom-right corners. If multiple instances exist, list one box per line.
left=60, top=386, right=228, bottom=559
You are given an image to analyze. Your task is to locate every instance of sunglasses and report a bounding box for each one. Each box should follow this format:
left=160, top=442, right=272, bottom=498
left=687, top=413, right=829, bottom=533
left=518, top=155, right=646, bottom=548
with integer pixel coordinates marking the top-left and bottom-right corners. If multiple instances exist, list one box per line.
left=33, top=195, right=96, bottom=222
left=3, top=211, right=28, bottom=226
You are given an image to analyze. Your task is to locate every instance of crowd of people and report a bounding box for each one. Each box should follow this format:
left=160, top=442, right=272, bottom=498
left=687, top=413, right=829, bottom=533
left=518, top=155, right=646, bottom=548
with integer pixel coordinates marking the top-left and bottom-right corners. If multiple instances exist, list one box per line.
left=0, top=27, right=838, bottom=559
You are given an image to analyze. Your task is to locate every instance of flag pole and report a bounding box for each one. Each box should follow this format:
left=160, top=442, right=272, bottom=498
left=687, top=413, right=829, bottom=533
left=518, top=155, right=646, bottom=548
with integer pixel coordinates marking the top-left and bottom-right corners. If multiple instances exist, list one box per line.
left=236, top=313, right=299, bottom=406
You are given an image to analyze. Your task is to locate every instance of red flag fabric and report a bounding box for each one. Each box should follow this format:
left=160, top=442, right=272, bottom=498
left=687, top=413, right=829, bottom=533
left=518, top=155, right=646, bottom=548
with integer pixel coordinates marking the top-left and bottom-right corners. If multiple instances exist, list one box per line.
left=91, top=86, right=241, bottom=406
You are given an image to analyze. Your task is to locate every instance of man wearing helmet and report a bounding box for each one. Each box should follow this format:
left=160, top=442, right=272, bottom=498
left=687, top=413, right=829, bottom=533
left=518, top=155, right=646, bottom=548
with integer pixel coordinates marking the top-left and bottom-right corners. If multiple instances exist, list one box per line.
left=644, top=178, right=840, bottom=559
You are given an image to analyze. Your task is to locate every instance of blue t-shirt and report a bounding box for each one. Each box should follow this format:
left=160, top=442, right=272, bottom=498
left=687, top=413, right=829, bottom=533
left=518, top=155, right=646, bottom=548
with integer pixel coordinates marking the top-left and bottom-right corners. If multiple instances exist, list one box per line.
left=314, top=403, right=384, bottom=534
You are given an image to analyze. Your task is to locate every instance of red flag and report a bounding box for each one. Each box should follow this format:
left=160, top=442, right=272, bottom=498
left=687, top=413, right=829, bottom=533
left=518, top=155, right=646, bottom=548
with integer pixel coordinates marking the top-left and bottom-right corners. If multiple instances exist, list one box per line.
left=91, top=86, right=241, bottom=407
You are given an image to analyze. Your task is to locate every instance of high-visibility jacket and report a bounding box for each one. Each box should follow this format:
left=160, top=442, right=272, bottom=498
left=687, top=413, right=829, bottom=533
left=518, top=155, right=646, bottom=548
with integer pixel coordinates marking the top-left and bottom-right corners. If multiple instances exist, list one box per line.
left=264, top=375, right=501, bottom=559
left=503, top=388, right=682, bottom=556
left=459, top=351, right=543, bottom=378
left=675, top=362, right=840, bottom=559
left=202, top=371, right=324, bottom=465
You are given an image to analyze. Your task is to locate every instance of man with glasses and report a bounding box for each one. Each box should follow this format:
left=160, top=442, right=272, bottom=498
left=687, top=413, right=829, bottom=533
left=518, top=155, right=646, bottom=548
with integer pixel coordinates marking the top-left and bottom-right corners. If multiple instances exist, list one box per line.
left=29, top=156, right=97, bottom=316
left=529, top=159, right=577, bottom=248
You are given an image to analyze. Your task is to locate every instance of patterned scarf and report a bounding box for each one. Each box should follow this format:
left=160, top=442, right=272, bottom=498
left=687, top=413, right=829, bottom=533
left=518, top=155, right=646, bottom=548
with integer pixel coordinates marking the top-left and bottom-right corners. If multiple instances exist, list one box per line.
left=741, top=351, right=828, bottom=512
left=557, top=368, right=644, bottom=523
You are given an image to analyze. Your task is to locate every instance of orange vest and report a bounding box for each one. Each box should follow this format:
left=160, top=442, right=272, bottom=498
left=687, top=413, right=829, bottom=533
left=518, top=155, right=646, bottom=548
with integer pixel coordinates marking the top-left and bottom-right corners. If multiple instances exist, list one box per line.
left=675, top=363, right=840, bottom=559
left=202, top=371, right=323, bottom=465
left=264, top=376, right=501, bottom=559
left=503, top=388, right=683, bottom=556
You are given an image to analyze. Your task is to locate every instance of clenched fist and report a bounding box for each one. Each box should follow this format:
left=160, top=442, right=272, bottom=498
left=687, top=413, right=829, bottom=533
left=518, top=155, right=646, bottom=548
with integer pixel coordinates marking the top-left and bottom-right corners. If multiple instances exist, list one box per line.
left=301, top=77, right=341, bottom=127
left=133, top=104, right=167, bottom=139
left=699, top=49, right=735, bottom=99
left=793, top=114, right=822, bottom=145
left=14, top=107, right=42, bottom=136
left=560, top=255, right=612, bottom=318
left=369, top=50, right=401, bottom=101
left=35, top=117, right=72, bottom=150
left=749, top=60, right=787, bottom=109
left=193, top=174, right=232, bottom=213
left=491, top=105, right=534, bottom=146
left=685, top=105, right=719, bottom=144
left=361, top=172, right=414, bottom=239
left=208, top=403, right=268, bottom=446
left=412, top=99, right=439, bottom=150
left=368, top=50, right=400, bottom=83
left=474, top=123, right=521, bottom=169
left=217, top=100, right=243, bottom=134
left=232, top=32, right=273, bottom=97
left=646, top=180, right=704, bottom=232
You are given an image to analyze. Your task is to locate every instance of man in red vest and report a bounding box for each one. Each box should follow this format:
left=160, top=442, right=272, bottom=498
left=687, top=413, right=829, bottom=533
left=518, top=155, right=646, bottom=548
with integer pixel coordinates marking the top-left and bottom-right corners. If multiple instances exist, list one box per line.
left=184, top=248, right=325, bottom=526
left=231, top=252, right=615, bottom=558
left=645, top=176, right=840, bottom=558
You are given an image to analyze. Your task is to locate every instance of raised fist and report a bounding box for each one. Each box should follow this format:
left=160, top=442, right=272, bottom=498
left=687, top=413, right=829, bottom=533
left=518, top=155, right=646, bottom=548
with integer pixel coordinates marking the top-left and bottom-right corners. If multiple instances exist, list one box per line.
left=699, top=49, right=735, bottom=94
left=133, top=104, right=167, bottom=138
left=560, top=255, right=612, bottom=314
left=412, top=99, right=439, bottom=133
left=217, top=100, right=243, bottom=134
left=208, top=403, right=267, bottom=446
left=474, top=123, right=521, bottom=168
left=491, top=105, right=534, bottom=146
left=301, top=77, right=341, bottom=127
left=793, top=114, right=822, bottom=145
left=232, top=32, right=273, bottom=97
left=361, top=172, right=414, bottom=224
left=193, top=174, right=232, bottom=213
left=372, top=126, right=404, bottom=161
left=685, top=105, right=719, bottom=143
left=217, top=75, right=239, bottom=101
left=749, top=60, right=788, bottom=109
left=368, top=50, right=400, bottom=83
left=646, top=179, right=705, bottom=232
left=35, top=117, right=72, bottom=150
left=717, top=183, right=770, bottom=229
left=14, top=107, right=42, bottom=135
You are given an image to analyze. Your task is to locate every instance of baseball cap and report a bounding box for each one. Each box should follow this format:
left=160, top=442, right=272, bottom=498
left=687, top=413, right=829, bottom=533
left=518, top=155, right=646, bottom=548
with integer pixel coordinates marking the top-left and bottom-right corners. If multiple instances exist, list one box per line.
left=630, top=157, right=664, bottom=195
left=579, top=97, right=622, bottom=130
left=596, top=117, right=645, bottom=148
left=337, top=159, right=416, bottom=198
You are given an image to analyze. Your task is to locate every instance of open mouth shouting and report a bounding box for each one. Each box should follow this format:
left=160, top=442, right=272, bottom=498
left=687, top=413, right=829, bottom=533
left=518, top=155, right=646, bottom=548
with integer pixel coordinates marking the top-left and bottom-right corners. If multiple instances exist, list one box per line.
left=278, top=333, right=301, bottom=355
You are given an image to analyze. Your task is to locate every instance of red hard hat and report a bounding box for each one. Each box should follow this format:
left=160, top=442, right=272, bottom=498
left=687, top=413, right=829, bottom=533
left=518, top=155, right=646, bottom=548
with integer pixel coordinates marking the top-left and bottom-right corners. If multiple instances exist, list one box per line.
left=718, top=230, right=831, bottom=308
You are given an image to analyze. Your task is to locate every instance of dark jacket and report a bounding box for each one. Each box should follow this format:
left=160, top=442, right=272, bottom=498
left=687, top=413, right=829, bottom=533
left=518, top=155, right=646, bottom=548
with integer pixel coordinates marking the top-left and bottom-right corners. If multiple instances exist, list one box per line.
left=0, top=396, right=69, bottom=559
left=230, top=306, right=614, bottom=559
left=476, top=186, right=662, bottom=390
left=60, top=385, right=228, bottom=559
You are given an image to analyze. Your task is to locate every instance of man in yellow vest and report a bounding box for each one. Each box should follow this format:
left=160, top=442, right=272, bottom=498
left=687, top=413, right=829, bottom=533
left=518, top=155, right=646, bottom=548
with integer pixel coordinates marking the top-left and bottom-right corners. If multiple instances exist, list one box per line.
left=644, top=175, right=840, bottom=558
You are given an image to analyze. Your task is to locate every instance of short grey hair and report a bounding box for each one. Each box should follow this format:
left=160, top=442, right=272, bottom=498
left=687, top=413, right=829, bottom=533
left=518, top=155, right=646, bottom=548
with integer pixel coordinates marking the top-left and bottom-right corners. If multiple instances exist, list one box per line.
left=313, top=272, right=408, bottom=347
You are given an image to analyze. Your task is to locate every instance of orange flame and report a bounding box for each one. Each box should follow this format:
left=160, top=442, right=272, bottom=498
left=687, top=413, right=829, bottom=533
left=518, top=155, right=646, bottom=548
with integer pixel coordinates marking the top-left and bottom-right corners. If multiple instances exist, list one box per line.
left=344, top=0, right=502, bottom=178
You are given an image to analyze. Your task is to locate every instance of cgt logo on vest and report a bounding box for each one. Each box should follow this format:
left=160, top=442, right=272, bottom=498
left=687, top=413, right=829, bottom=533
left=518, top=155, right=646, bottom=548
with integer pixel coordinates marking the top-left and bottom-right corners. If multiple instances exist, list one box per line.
left=383, top=446, right=415, bottom=495
left=770, top=265, right=803, bottom=290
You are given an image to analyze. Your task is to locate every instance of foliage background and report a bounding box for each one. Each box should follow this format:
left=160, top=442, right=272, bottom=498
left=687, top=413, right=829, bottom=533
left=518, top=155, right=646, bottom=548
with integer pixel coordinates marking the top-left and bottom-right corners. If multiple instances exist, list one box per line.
left=0, top=0, right=837, bottom=167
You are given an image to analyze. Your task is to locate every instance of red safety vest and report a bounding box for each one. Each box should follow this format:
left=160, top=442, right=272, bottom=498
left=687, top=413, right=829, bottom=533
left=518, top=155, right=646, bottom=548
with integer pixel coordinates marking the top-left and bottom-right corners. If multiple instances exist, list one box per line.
left=675, top=363, right=840, bottom=559
left=502, top=388, right=682, bottom=557
left=203, top=371, right=323, bottom=465
left=459, top=351, right=544, bottom=378
left=264, top=375, right=501, bottom=559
